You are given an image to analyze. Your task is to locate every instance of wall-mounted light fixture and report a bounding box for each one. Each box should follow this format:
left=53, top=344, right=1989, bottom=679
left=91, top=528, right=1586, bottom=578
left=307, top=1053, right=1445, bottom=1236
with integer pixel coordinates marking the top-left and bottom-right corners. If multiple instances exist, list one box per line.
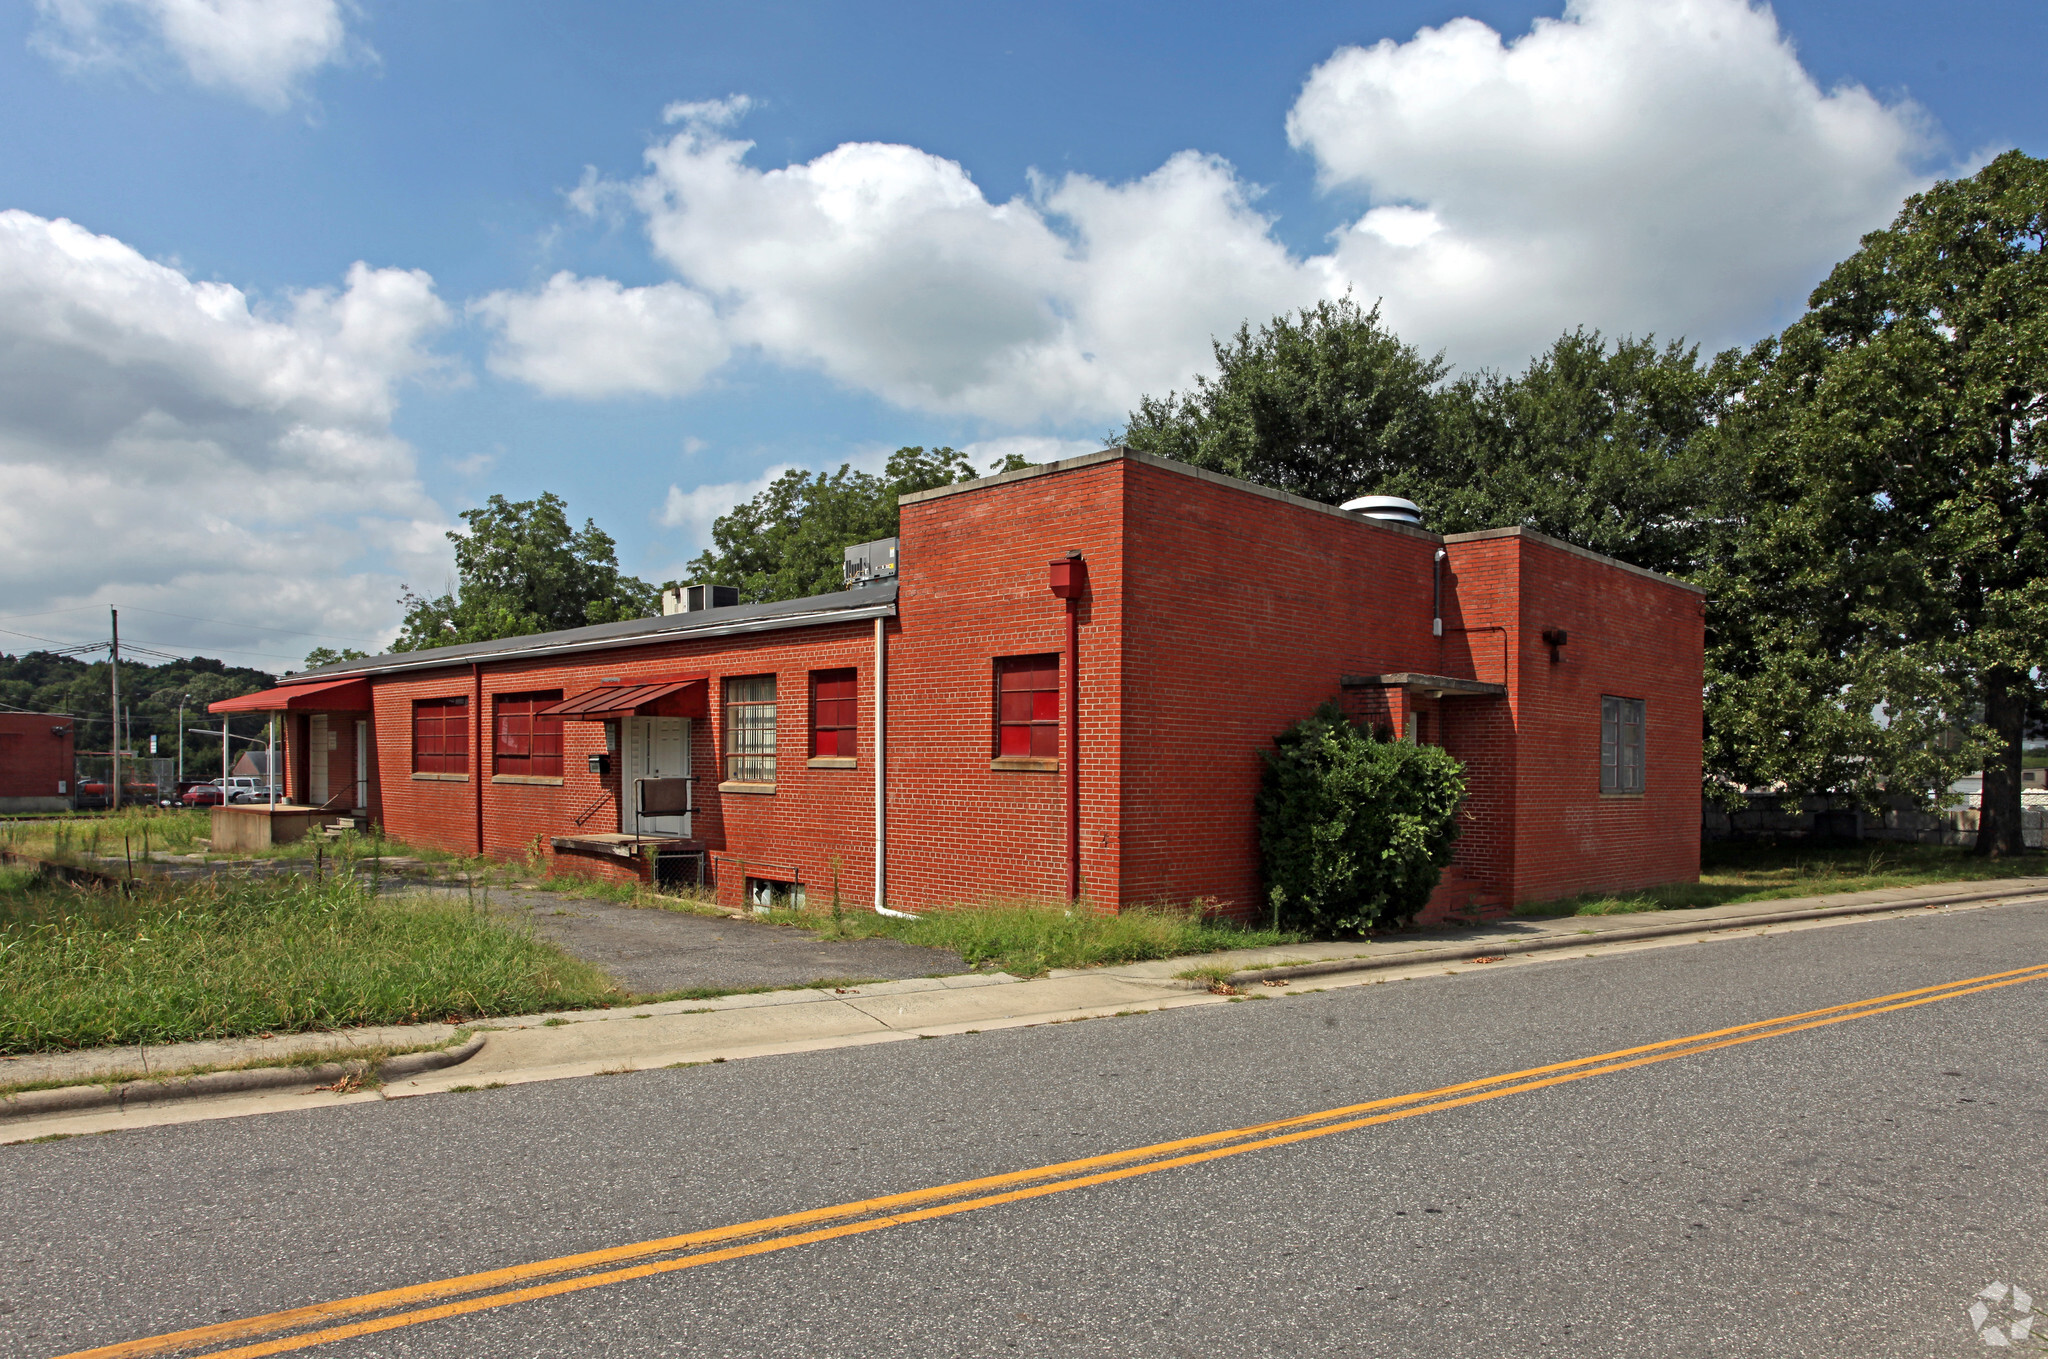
left=1541, top=628, right=1569, bottom=664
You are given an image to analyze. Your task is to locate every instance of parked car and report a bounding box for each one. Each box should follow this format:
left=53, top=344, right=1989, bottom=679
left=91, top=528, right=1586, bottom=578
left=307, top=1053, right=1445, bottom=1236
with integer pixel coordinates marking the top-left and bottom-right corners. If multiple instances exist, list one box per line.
left=223, top=776, right=275, bottom=803
left=181, top=781, right=226, bottom=807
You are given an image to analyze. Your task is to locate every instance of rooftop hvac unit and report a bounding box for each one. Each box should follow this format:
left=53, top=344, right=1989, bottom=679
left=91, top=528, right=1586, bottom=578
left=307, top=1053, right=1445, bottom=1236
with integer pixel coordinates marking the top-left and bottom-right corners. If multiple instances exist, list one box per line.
left=843, top=536, right=899, bottom=588
left=661, top=583, right=740, bottom=615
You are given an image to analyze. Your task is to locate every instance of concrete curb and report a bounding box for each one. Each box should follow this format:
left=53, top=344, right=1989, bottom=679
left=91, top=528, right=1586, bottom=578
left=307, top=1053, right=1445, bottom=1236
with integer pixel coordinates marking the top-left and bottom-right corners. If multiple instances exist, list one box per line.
left=1212, top=884, right=2048, bottom=987
left=0, top=1033, right=485, bottom=1121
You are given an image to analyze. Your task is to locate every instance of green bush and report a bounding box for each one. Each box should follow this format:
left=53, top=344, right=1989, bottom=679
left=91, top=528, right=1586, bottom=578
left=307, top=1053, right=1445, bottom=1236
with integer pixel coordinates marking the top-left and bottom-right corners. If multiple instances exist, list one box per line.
left=1257, top=703, right=1466, bottom=934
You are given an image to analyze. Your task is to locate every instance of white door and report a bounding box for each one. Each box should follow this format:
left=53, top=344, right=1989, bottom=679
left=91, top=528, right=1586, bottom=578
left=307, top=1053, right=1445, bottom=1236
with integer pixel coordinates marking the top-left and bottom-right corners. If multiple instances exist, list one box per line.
left=307, top=715, right=330, bottom=806
left=621, top=716, right=691, bottom=837
left=353, top=721, right=368, bottom=810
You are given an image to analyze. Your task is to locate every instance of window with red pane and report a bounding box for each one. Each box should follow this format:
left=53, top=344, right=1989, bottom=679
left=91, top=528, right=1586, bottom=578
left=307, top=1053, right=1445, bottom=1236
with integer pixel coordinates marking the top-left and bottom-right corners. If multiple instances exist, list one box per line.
left=494, top=692, right=564, bottom=777
left=811, top=670, right=857, bottom=759
left=412, top=696, right=469, bottom=774
left=994, top=654, right=1060, bottom=759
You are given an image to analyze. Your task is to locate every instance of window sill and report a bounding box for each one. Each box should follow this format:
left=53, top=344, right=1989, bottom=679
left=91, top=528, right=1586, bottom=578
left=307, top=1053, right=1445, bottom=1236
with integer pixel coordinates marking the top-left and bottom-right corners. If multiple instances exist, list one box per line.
left=1600, top=791, right=1645, bottom=800
left=411, top=772, right=470, bottom=782
left=807, top=757, right=857, bottom=770
left=990, top=757, right=1060, bottom=773
left=492, top=774, right=564, bottom=786
left=719, top=780, right=778, bottom=795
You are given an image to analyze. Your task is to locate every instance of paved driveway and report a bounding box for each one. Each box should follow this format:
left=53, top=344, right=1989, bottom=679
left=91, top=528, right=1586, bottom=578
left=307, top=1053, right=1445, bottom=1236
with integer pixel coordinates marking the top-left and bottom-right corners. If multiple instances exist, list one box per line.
left=487, top=890, right=971, bottom=995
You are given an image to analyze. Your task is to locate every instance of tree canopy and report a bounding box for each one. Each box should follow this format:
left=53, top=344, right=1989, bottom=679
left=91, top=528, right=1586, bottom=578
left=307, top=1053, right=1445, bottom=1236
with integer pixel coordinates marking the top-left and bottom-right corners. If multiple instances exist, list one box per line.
left=1119, top=299, right=1738, bottom=581
left=1704, top=149, right=2048, bottom=854
left=392, top=492, right=659, bottom=651
left=687, top=445, right=1029, bottom=603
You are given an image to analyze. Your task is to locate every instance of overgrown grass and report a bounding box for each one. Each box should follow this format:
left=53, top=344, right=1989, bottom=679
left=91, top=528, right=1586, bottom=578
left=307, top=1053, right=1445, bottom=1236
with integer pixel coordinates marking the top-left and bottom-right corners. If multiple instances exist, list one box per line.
left=0, top=865, right=623, bottom=1054
left=1516, top=840, right=2048, bottom=919
left=0, top=808, right=484, bottom=873
left=755, top=899, right=1301, bottom=977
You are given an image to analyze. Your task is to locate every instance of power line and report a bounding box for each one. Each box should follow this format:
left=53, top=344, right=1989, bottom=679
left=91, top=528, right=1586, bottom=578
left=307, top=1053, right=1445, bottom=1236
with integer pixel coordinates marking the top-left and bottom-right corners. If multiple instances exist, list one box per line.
left=121, top=606, right=374, bottom=647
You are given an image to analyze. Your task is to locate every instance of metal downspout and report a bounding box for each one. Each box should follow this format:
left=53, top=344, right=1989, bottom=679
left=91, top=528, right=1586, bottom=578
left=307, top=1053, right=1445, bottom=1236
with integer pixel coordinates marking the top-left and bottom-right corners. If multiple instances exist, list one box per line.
left=874, top=615, right=915, bottom=918
left=1066, top=595, right=1080, bottom=903
left=472, top=662, right=484, bottom=855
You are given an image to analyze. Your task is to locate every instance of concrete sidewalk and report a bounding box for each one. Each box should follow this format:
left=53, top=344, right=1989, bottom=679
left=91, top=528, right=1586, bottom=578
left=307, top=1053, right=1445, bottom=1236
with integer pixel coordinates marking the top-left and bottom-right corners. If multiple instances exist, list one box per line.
left=7, top=874, right=2047, bottom=1143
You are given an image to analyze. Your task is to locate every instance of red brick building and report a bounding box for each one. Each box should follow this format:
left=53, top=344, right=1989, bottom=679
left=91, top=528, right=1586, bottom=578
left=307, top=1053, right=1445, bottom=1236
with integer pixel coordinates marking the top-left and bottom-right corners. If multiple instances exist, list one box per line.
left=0, top=712, right=76, bottom=814
left=212, top=448, right=1704, bottom=916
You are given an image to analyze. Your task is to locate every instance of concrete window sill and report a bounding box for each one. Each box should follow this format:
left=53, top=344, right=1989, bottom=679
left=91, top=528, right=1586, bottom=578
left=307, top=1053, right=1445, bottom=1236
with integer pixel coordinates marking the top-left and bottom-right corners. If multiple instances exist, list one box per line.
left=719, top=781, right=778, bottom=795
left=990, top=757, right=1059, bottom=773
left=492, top=775, right=565, bottom=786
left=807, top=757, right=857, bottom=770
left=1600, top=791, right=1646, bottom=800
left=410, top=772, right=470, bottom=782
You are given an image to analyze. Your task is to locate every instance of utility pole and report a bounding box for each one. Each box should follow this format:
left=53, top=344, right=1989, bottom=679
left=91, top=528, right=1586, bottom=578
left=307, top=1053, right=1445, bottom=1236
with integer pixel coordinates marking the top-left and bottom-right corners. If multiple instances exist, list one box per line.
left=109, top=608, right=121, bottom=813
left=176, top=694, right=187, bottom=786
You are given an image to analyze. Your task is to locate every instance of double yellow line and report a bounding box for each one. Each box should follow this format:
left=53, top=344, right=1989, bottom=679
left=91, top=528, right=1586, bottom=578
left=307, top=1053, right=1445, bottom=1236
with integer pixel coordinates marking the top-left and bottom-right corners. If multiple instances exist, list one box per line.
left=63, top=960, right=2048, bottom=1359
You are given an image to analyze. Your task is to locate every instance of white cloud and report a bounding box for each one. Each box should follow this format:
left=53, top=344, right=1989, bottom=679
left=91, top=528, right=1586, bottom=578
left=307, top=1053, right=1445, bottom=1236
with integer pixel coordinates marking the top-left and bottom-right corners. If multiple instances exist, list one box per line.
left=1289, top=0, right=1933, bottom=367
left=471, top=272, right=729, bottom=399
left=0, top=210, right=453, bottom=665
left=656, top=465, right=797, bottom=562
left=508, top=0, right=1929, bottom=425
left=32, top=0, right=356, bottom=110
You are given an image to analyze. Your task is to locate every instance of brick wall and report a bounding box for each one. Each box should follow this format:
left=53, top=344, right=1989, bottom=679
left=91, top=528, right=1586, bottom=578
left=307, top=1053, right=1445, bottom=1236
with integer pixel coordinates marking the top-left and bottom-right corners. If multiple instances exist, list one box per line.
left=1483, top=532, right=1705, bottom=904
left=0, top=712, right=75, bottom=800
left=367, top=621, right=887, bottom=903
left=338, top=449, right=1704, bottom=917
left=892, top=460, right=1126, bottom=911
left=1116, top=457, right=1447, bottom=915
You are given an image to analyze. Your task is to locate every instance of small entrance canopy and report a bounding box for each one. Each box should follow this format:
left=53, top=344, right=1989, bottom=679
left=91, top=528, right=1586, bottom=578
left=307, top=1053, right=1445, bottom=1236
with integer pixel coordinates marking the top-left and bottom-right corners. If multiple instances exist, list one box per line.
left=209, top=676, right=373, bottom=714
left=1340, top=673, right=1507, bottom=700
left=538, top=675, right=708, bottom=720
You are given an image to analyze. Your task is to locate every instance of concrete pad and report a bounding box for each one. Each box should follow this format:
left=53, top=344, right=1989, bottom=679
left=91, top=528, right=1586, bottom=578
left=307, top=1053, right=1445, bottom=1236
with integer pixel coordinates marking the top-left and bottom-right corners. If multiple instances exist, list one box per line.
left=842, top=975, right=1182, bottom=1028
left=455, top=999, right=893, bottom=1076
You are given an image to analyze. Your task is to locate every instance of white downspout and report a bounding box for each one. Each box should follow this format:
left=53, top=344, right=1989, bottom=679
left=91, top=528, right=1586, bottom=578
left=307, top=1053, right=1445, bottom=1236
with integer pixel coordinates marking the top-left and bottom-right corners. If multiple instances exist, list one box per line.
left=873, top=614, right=915, bottom=918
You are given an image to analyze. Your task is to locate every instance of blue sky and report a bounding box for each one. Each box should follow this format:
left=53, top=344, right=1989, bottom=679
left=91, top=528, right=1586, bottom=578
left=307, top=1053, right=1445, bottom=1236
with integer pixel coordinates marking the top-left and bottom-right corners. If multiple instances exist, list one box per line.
left=0, top=0, right=2042, bottom=671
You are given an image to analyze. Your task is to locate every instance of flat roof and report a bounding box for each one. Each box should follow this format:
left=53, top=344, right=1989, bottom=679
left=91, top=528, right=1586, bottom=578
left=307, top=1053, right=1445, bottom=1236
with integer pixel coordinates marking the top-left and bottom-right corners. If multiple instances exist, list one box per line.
left=904, top=445, right=1705, bottom=594
left=289, top=582, right=896, bottom=685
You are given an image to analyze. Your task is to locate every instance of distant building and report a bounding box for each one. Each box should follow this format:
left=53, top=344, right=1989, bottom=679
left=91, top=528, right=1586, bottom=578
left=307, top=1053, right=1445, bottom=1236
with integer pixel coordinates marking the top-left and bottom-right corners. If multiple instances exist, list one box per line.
left=0, top=713, right=76, bottom=813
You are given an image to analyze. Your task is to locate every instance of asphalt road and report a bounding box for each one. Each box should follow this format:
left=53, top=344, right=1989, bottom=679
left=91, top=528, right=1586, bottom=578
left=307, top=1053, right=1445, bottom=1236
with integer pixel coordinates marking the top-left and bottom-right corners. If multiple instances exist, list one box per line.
left=6, top=903, right=2048, bottom=1358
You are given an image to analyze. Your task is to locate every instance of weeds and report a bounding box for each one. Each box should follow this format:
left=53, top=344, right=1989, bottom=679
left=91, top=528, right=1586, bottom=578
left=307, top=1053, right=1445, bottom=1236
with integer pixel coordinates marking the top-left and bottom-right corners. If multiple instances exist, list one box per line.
left=1515, top=841, right=2048, bottom=919
left=0, top=864, right=621, bottom=1054
left=756, top=899, right=1300, bottom=977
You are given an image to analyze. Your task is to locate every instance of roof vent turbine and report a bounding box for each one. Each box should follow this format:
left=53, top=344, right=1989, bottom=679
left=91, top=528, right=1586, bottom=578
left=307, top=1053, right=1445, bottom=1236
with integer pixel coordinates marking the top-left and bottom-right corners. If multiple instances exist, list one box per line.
left=1339, top=495, right=1424, bottom=527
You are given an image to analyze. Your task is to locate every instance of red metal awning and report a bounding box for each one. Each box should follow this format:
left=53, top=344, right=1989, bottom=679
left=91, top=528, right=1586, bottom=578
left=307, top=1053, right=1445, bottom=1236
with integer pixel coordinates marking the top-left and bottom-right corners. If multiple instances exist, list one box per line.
left=539, top=676, right=708, bottom=719
left=209, top=676, right=374, bottom=714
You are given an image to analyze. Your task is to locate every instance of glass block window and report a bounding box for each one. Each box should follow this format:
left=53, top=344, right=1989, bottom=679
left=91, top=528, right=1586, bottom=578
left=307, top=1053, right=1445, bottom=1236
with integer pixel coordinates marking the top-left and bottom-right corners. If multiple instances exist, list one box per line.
left=995, top=654, right=1060, bottom=760
left=724, top=675, right=778, bottom=782
left=1601, top=695, right=1645, bottom=795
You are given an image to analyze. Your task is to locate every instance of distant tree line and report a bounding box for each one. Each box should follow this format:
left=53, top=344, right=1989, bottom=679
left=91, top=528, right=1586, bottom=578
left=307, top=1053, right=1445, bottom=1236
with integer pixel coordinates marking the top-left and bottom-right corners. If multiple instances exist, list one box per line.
left=0, top=652, right=276, bottom=774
